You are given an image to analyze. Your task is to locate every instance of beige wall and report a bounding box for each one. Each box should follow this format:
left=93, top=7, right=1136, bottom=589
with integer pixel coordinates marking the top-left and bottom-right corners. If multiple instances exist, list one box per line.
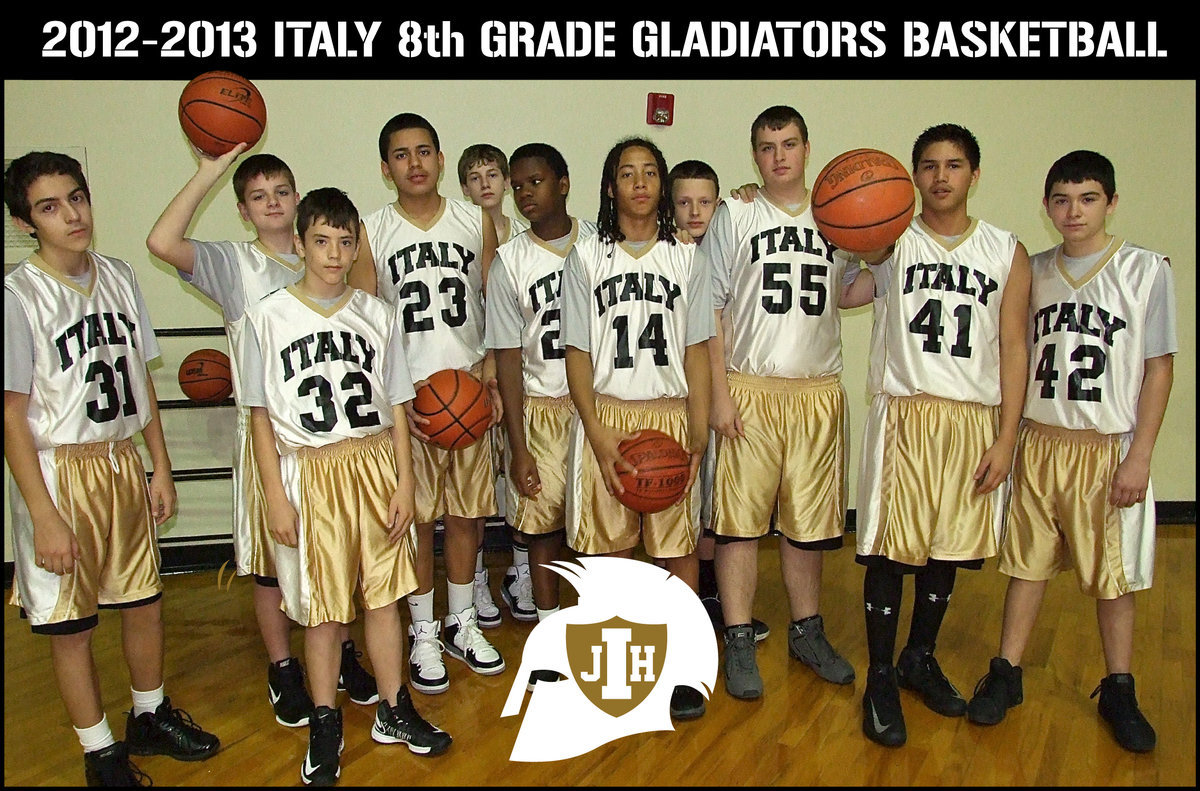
left=4, top=79, right=1195, bottom=560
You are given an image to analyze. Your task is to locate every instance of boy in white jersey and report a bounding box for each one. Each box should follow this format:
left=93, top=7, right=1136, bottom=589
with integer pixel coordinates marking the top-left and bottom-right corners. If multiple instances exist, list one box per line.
left=458, top=142, right=535, bottom=627
left=5, top=152, right=219, bottom=786
left=147, top=145, right=377, bottom=728
left=487, top=143, right=597, bottom=689
left=348, top=112, right=505, bottom=694
left=242, top=188, right=451, bottom=785
left=854, top=124, right=1032, bottom=747
left=966, top=151, right=1175, bottom=753
left=562, top=137, right=714, bottom=721
left=667, top=159, right=770, bottom=646
left=459, top=143, right=530, bottom=246
left=705, top=106, right=875, bottom=701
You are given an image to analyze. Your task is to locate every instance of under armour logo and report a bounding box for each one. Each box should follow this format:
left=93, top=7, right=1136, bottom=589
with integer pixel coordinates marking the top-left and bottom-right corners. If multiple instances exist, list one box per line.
left=926, top=593, right=950, bottom=604
left=866, top=603, right=893, bottom=616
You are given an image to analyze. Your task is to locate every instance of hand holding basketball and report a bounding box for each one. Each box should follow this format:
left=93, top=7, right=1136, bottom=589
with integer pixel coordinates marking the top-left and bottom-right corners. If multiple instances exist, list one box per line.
left=178, top=71, right=267, bottom=157
left=615, top=429, right=691, bottom=514
left=586, top=423, right=640, bottom=497
left=411, top=369, right=492, bottom=450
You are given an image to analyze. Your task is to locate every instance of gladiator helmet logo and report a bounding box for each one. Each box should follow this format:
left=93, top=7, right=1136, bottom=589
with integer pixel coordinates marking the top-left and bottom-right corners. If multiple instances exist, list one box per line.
left=501, top=557, right=716, bottom=762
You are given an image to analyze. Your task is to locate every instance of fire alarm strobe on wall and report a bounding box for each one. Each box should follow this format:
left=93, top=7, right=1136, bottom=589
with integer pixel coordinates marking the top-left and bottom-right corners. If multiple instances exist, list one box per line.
left=646, top=93, right=674, bottom=125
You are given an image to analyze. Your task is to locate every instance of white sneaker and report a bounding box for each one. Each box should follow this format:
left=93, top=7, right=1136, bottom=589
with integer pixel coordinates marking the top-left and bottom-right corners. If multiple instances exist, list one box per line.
left=501, top=564, right=537, bottom=622
left=473, top=568, right=502, bottom=629
left=444, top=607, right=506, bottom=675
left=408, top=620, right=449, bottom=694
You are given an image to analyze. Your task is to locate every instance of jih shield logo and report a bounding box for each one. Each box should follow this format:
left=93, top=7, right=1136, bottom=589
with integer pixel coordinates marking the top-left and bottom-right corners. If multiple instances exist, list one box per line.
left=566, top=616, right=668, bottom=718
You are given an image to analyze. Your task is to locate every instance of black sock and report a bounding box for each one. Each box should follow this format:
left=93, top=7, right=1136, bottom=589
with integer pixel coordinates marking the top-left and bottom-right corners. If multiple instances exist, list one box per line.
left=698, top=558, right=718, bottom=599
left=864, top=566, right=903, bottom=667
left=906, top=562, right=957, bottom=652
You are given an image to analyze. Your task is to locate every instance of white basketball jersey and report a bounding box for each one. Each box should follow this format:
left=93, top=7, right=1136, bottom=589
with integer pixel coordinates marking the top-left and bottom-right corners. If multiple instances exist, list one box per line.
left=5, top=252, right=154, bottom=449
left=1024, top=240, right=1166, bottom=435
left=867, top=217, right=1016, bottom=405
left=245, top=287, right=397, bottom=454
left=500, top=214, right=530, bottom=245
left=495, top=219, right=598, bottom=398
left=713, top=193, right=851, bottom=378
left=361, top=197, right=487, bottom=381
left=209, top=241, right=303, bottom=403
left=573, top=235, right=698, bottom=400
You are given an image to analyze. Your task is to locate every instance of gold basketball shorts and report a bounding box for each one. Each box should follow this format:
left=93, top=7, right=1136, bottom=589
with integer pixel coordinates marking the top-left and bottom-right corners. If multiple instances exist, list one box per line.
left=999, top=420, right=1155, bottom=598
left=411, top=428, right=497, bottom=525
left=713, top=373, right=847, bottom=542
left=273, top=431, right=419, bottom=627
left=233, top=406, right=274, bottom=578
left=856, top=393, right=1006, bottom=566
left=505, top=395, right=574, bottom=538
left=8, top=438, right=162, bottom=630
left=566, top=395, right=700, bottom=559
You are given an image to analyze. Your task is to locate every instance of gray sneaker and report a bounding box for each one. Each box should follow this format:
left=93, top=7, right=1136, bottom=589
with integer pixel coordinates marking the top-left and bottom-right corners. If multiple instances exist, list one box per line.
left=723, top=625, right=763, bottom=699
left=788, top=615, right=855, bottom=685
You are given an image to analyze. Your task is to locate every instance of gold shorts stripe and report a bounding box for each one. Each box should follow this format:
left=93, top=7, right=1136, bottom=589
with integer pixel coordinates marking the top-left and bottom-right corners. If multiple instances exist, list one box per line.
left=999, top=421, right=1154, bottom=598
left=506, top=395, right=574, bottom=536
left=713, top=375, right=847, bottom=541
left=567, top=396, right=700, bottom=559
left=281, top=431, right=419, bottom=626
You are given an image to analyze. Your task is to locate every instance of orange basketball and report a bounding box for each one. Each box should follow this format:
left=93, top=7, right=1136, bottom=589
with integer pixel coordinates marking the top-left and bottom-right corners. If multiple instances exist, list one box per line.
left=178, top=71, right=267, bottom=156
left=811, top=148, right=915, bottom=253
left=615, top=429, right=691, bottom=514
left=412, top=369, right=492, bottom=450
left=179, top=349, right=232, bottom=403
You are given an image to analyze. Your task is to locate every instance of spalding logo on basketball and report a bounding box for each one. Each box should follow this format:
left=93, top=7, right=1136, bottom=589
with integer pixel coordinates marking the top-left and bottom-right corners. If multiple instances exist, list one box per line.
left=615, top=429, right=691, bottom=514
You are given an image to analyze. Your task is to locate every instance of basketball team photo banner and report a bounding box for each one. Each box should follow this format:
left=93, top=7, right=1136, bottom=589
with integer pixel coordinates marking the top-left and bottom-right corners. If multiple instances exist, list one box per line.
left=3, top=13, right=1191, bottom=79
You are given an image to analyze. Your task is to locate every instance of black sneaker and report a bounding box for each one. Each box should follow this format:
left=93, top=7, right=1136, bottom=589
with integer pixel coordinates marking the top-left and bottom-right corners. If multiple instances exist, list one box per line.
left=338, top=640, right=380, bottom=705
left=669, top=685, right=706, bottom=720
left=896, top=645, right=966, bottom=717
left=526, top=669, right=565, bottom=692
left=269, top=657, right=315, bottom=727
left=701, top=596, right=769, bottom=642
left=125, top=697, right=220, bottom=761
left=1092, top=673, right=1156, bottom=752
left=302, top=706, right=343, bottom=786
left=863, top=664, right=907, bottom=747
left=967, top=656, right=1023, bottom=725
left=371, top=685, right=452, bottom=756
left=83, top=742, right=151, bottom=787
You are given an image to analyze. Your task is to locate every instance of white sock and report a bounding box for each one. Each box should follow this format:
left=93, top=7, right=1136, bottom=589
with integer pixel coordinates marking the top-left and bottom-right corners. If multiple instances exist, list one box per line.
left=536, top=606, right=560, bottom=622
left=512, top=543, right=529, bottom=568
left=408, top=590, right=434, bottom=625
left=75, top=715, right=116, bottom=753
left=475, top=548, right=485, bottom=574
left=447, top=581, right=474, bottom=615
left=131, top=685, right=164, bottom=717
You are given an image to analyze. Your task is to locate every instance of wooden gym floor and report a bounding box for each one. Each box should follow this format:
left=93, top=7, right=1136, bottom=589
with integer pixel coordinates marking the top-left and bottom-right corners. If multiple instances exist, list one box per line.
left=4, top=524, right=1195, bottom=786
